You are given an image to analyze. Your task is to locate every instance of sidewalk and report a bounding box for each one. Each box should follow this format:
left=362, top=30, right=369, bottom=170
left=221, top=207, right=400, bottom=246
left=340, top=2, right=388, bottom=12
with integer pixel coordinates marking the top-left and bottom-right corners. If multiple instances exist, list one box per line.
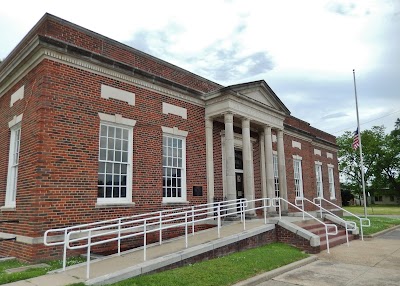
left=240, top=225, right=400, bottom=286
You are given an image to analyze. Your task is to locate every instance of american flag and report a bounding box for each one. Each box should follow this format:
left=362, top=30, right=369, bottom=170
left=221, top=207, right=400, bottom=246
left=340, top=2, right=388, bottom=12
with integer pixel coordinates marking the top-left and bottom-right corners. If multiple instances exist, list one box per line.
left=352, top=128, right=360, bottom=150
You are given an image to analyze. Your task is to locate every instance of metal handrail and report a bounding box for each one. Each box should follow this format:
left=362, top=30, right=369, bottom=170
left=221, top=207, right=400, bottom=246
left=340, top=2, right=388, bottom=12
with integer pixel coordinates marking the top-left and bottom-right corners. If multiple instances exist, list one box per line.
left=314, top=197, right=370, bottom=240
left=272, top=197, right=338, bottom=253
left=296, top=197, right=356, bottom=247
left=46, top=198, right=250, bottom=279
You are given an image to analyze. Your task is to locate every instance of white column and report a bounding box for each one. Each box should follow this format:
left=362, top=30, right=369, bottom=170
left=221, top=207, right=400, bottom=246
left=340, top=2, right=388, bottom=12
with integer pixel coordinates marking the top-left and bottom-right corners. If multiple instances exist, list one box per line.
left=277, top=129, right=288, bottom=213
left=205, top=118, right=214, bottom=204
left=260, top=132, right=267, bottom=199
left=224, top=113, right=236, bottom=202
left=242, top=118, right=255, bottom=213
left=264, top=126, right=275, bottom=214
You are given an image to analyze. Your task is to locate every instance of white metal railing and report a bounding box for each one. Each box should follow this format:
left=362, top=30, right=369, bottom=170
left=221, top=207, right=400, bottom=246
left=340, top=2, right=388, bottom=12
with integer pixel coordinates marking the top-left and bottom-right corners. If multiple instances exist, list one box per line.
left=272, top=197, right=338, bottom=253
left=45, top=198, right=272, bottom=279
left=314, top=197, right=370, bottom=240
left=296, top=197, right=357, bottom=247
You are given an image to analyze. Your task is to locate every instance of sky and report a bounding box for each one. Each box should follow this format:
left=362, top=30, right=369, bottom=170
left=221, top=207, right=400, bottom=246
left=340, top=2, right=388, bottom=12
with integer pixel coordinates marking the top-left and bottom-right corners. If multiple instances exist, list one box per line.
left=1, top=0, right=399, bottom=136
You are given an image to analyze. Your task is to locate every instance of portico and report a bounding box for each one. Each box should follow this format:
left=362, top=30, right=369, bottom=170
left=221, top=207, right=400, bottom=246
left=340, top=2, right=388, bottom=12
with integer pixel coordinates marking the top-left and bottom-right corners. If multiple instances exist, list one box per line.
left=204, top=81, right=291, bottom=214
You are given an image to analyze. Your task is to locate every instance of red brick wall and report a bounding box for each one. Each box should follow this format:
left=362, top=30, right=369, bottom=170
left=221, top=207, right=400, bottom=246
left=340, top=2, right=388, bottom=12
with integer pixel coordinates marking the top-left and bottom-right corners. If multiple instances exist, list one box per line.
left=0, top=58, right=209, bottom=261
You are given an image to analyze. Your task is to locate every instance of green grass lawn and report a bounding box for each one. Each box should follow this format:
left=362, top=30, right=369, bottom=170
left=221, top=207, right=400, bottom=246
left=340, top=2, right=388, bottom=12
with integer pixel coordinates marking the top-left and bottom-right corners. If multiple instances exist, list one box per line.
left=2, top=244, right=307, bottom=286
left=67, top=243, right=308, bottom=286
left=343, top=215, right=400, bottom=235
left=343, top=204, right=400, bottom=215
left=0, top=257, right=85, bottom=285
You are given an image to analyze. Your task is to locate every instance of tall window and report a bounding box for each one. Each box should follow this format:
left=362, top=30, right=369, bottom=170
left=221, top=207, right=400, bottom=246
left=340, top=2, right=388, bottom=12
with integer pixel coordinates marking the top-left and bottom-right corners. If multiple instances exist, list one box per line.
left=98, top=123, right=132, bottom=203
left=163, top=134, right=186, bottom=202
left=273, top=154, right=279, bottom=197
left=5, top=124, right=21, bottom=208
left=293, top=159, right=303, bottom=198
left=328, top=166, right=335, bottom=199
left=315, top=163, right=323, bottom=198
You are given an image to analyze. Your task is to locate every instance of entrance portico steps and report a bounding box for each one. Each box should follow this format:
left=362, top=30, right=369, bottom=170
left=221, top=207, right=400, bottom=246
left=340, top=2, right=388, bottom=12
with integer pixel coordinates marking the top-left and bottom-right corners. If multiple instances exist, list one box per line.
left=293, top=218, right=357, bottom=250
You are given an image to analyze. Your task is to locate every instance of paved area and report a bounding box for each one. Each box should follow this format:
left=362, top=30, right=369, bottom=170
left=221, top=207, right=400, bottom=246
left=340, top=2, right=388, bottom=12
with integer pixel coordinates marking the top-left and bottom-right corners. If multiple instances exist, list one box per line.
left=4, top=217, right=400, bottom=286
left=253, top=227, right=400, bottom=286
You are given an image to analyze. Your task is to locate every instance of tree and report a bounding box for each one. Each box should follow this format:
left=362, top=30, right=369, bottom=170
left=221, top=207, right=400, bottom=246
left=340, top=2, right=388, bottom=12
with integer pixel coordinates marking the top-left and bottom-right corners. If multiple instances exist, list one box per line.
left=338, top=120, right=400, bottom=199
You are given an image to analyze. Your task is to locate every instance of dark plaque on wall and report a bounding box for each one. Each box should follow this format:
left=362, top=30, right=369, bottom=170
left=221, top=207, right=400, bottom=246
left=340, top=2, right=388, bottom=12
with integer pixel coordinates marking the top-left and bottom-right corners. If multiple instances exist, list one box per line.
left=193, top=186, right=203, bottom=196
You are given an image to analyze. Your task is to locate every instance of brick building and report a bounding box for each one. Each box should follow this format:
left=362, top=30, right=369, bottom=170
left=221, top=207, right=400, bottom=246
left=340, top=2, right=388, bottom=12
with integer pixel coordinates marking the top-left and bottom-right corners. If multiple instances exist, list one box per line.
left=0, top=14, right=340, bottom=262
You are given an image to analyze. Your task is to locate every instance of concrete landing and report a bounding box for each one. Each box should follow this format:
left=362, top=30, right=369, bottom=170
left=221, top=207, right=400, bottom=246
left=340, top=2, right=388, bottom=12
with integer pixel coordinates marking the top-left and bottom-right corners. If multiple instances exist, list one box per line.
left=5, top=219, right=274, bottom=286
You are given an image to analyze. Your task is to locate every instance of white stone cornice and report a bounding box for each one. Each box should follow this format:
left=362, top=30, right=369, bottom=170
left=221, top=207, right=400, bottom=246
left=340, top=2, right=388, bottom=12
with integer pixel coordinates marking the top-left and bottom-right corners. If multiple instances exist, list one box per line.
left=206, top=95, right=285, bottom=129
left=42, top=49, right=204, bottom=107
left=1, top=46, right=205, bottom=108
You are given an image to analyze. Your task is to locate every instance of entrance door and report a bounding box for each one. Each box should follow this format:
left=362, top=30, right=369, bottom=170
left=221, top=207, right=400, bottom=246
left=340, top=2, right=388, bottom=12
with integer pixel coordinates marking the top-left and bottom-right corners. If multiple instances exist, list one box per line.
left=235, top=172, right=244, bottom=199
left=234, top=149, right=244, bottom=200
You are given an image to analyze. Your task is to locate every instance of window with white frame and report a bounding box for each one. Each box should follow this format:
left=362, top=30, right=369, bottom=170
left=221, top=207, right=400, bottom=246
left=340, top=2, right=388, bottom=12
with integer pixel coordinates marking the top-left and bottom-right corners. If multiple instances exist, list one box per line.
left=97, top=113, right=135, bottom=204
left=328, top=166, right=335, bottom=199
left=273, top=154, right=279, bottom=197
left=5, top=122, right=22, bottom=208
left=315, top=163, right=323, bottom=198
left=293, top=158, right=303, bottom=198
left=162, top=131, right=187, bottom=203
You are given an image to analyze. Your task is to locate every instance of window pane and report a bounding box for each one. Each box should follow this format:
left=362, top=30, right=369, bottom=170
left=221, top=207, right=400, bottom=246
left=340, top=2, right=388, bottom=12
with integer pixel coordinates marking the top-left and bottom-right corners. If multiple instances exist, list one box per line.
left=100, top=149, right=107, bottom=160
left=98, top=187, right=105, bottom=198
left=98, top=174, right=104, bottom=185
left=121, top=187, right=126, bottom=197
left=123, top=129, right=128, bottom=140
left=108, top=150, right=114, bottom=161
left=116, top=128, right=122, bottom=139
left=106, top=163, right=112, bottom=173
left=122, top=151, right=128, bottom=162
left=113, top=187, right=119, bottom=198
left=109, top=127, right=115, bottom=137
left=116, top=139, right=122, bottom=150
left=121, top=164, right=127, bottom=174
left=106, top=187, right=112, bottom=198
left=106, top=175, right=112, bottom=185
left=99, top=162, right=105, bottom=173
left=101, top=125, right=107, bottom=136
left=100, top=137, right=107, bottom=148
left=114, top=175, right=120, bottom=186
left=122, top=140, right=128, bottom=151
left=121, top=175, right=127, bottom=185
left=115, top=151, right=122, bottom=162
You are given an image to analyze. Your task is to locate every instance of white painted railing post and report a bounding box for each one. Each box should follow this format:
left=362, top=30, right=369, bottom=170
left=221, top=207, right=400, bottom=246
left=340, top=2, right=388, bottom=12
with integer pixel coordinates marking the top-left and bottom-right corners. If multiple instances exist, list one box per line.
left=86, top=230, right=92, bottom=279
left=242, top=199, right=246, bottom=231
left=325, top=226, right=330, bottom=254
left=63, top=229, right=67, bottom=271
left=191, top=206, right=195, bottom=236
left=217, top=204, right=221, bottom=238
left=185, top=212, right=188, bottom=248
left=263, top=198, right=267, bottom=224
left=159, top=211, right=163, bottom=245
left=143, top=220, right=147, bottom=261
left=118, top=218, right=121, bottom=255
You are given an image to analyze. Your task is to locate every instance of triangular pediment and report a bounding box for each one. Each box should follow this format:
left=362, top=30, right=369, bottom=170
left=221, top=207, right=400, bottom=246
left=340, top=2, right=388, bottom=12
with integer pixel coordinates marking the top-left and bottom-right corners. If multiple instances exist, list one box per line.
left=227, top=80, right=290, bottom=115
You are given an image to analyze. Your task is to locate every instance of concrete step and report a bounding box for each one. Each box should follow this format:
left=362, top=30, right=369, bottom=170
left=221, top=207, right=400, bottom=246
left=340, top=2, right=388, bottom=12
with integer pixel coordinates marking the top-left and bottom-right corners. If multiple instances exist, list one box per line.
left=320, top=234, right=355, bottom=250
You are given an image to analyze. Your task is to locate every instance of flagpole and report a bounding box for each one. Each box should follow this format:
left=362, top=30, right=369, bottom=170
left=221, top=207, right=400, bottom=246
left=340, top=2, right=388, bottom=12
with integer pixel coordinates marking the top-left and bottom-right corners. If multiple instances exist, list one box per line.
left=353, top=69, right=368, bottom=218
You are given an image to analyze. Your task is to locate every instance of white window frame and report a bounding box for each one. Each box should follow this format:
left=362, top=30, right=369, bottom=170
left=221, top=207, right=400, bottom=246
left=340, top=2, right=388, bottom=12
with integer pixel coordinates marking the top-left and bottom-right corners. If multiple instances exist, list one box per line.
left=328, top=164, right=336, bottom=199
left=162, top=126, right=188, bottom=203
left=315, top=162, right=323, bottom=198
left=5, top=114, right=23, bottom=208
left=97, top=113, right=135, bottom=205
left=273, top=153, right=279, bottom=198
left=293, top=156, right=303, bottom=198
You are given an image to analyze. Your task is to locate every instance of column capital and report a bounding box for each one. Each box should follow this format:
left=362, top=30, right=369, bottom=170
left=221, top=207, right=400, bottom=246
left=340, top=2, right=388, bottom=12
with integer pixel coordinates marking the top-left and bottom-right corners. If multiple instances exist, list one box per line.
left=224, top=113, right=234, bottom=123
left=205, top=118, right=213, bottom=128
left=263, top=125, right=272, bottom=134
left=242, top=117, right=250, bottom=128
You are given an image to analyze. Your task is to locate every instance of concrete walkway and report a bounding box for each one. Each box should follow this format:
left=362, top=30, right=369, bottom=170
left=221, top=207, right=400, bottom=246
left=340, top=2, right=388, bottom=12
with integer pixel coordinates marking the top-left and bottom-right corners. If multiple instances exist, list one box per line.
left=247, top=226, right=400, bottom=286
left=5, top=218, right=400, bottom=286
left=4, top=219, right=272, bottom=286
